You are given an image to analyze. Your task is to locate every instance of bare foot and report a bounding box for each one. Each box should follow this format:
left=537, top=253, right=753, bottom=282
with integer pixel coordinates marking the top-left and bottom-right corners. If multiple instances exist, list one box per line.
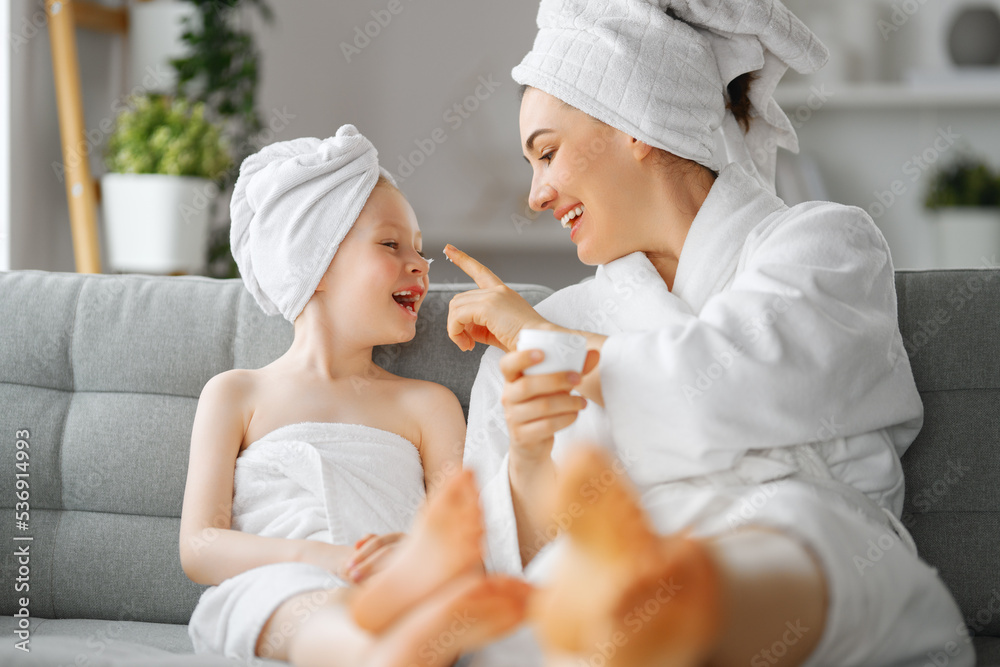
left=531, top=447, right=722, bottom=667
left=351, top=469, right=485, bottom=633
left=368, top=574, right=533, bottom=667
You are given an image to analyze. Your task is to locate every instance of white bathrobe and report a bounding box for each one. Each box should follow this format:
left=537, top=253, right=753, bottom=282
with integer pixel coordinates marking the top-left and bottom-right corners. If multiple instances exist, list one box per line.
left=463, top=162, right=973, bottom=667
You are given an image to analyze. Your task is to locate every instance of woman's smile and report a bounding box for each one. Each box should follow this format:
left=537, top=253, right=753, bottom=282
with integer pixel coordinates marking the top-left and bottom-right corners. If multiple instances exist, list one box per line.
left=557, top=203, right=585, bottom=228
left=569, top=209, right=584, bottom=241
left=554, top=202, right=586, bottom=242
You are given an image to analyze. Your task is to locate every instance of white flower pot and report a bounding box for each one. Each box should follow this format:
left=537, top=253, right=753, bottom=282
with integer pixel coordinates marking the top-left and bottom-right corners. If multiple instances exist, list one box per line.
left=101, top=173, right=218, bottom=274
left=935, top=208, right=1000, bottom=269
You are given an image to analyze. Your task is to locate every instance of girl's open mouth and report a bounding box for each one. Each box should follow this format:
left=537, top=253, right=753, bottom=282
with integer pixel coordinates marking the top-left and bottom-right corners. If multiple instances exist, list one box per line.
left=391, top=289, right=420, bottom=317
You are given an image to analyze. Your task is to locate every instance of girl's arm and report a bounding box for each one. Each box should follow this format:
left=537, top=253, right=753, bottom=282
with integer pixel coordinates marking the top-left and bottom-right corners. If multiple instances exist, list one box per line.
left=179, top=371, right=354, bottom=586
left=415, top=382, right=466, bottom=496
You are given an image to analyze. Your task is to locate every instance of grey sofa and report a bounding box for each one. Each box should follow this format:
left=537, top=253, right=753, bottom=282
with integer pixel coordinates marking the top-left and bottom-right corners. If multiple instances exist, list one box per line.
left=0, top=268, right=997, bottom=666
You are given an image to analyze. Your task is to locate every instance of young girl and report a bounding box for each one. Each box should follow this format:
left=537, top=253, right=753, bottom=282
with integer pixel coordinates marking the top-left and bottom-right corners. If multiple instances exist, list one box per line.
left=179, top=126, right=529, bottom=666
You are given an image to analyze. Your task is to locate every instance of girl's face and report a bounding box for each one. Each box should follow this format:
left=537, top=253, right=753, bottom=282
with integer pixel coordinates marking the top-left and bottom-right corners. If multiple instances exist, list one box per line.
left=519, top=87, right=652, bottom=266
left=315, top=183, right=430, bottom=345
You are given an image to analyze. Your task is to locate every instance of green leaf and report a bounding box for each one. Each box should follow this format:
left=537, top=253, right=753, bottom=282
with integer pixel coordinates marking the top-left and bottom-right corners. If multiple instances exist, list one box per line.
left=925, top=156, right=1000, bottom=210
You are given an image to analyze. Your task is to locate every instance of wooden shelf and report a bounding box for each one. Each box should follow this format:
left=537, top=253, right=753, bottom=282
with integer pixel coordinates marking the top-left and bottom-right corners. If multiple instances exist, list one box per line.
left=47, top=0, right=151, bottom=274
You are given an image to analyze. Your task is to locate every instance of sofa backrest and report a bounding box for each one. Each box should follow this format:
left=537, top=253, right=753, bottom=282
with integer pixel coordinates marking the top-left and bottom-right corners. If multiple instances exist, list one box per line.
left=0, top=271, right=552, bottom=624
left=2, top=268, right=997, bottom=636
left=895, top=269, right=1000, bottom=639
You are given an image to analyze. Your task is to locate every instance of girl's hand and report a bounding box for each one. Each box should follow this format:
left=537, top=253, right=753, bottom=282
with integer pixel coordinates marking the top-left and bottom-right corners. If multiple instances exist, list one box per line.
left=444, top=245, right=551, bottom=352
left=500, top=347, right=601, bottom=464
left=339, top=533, right=406, bottom=584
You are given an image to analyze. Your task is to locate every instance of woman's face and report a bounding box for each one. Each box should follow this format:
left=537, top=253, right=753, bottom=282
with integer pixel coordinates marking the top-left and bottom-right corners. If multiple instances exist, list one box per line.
left=519, top=87, right=652, bottom=265
left=314, top=183, right=430, bottom=344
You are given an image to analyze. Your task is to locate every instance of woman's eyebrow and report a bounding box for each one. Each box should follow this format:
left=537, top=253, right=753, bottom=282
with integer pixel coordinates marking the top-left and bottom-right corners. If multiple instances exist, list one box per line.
left=525, top=128, right=554, bottom=152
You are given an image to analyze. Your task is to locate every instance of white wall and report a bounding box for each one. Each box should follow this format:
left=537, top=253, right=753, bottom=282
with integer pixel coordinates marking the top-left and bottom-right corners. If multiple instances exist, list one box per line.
left=8, top=0, right=592, bottom=287
left=1, top=0, right=11, bottom=271
left=791, top=107, right=1000, bottom=270
left=245, top=0, right=591, bottom=288
left=218, top=0, right=1000, bottom=281
left=8, top=0, right=1000, bottom=283
left=780, top=0, right=1000, bottom=270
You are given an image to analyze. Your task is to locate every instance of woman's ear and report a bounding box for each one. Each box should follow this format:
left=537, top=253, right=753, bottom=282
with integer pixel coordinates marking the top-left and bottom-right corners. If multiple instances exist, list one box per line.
left=630, top=137, right=654, bottom=162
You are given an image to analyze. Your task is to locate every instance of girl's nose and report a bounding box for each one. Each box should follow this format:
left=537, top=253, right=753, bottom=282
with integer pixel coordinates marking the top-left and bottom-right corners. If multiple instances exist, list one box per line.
left=409, top=251, right=429, bottom=274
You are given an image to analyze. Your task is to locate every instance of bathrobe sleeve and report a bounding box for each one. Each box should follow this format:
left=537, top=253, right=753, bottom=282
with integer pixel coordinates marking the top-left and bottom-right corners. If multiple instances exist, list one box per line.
left=463, top=346, right=525, bottom=575
left=599, top=202, right=923, bottom=487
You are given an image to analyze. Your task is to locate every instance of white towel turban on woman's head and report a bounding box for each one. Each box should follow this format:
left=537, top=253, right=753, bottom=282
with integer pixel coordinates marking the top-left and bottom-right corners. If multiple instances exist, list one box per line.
left=229, top=124, right=397, bottom=323
left=511, top=0, right=829, bottom=193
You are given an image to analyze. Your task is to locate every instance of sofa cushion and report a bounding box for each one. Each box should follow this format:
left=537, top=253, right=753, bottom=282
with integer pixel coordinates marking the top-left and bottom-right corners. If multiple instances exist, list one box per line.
left=0, top=270, right=552, bottom=625
left=0, top=617, right=200, bottom=654
left=974, top=636, right=1000, bottom=666
left=0, top=620, right=257, bottom=665
left=896, top=269, right=1000, bottom=640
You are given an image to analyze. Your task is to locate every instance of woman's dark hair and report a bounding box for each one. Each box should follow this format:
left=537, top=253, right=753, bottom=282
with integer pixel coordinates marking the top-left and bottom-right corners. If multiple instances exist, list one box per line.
left=726, top=71, right=758, bottom=134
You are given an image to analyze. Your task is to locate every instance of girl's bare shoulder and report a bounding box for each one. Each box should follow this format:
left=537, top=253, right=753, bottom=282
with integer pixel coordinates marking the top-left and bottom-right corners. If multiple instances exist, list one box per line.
left=200, top=367, right=261, bottom=400
left=391, top=376, right=464, bottom=429
left=195, top=368, right=267, bottom=429
left=390, top=374, right=459, bottom=405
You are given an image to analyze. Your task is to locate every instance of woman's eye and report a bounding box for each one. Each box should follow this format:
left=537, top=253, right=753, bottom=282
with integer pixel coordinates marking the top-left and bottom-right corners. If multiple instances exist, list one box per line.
left=540, top=151, right=554, bottom=162
left=381, top=241, right=398, bottom=249
left=416, top=250, right=427, bottom=259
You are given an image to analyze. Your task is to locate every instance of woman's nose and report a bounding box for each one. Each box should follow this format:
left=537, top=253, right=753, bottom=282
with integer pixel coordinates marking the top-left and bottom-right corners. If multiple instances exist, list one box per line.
left=529, top=179, right=556, bottom=212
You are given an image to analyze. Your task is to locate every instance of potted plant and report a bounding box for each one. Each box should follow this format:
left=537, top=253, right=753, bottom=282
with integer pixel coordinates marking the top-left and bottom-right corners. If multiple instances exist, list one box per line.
left=171, top=0, right=273, bottom=279
left=102, top=93, right=232, bottom=274
left=925, top=157, right=1000, bottom=269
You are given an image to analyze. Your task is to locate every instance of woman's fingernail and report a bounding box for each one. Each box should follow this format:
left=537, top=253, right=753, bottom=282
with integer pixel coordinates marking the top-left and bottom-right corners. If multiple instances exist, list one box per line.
left=567, top=372, right=581, bottom=384
left=530, top=350, right=544, bottom=361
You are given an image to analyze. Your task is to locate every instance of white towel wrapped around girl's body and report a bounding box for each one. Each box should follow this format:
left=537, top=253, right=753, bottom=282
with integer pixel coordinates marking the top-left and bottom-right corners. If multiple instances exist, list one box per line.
left=187, top=421, right=426, bottom=658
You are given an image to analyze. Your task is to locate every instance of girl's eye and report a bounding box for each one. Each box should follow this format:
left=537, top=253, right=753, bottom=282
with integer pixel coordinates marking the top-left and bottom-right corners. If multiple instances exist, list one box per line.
left=383, top=241, right=425, bottom=259
left=540, top=151, right=554, bottom=163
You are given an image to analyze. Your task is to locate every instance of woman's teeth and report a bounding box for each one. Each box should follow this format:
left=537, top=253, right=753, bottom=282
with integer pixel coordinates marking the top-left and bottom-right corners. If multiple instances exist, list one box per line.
left=560, top=205, right=585, bottom=228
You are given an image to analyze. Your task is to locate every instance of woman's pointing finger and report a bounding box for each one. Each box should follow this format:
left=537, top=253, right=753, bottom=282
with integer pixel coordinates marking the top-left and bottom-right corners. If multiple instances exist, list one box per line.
left=444, top=244, right=504, bottom=289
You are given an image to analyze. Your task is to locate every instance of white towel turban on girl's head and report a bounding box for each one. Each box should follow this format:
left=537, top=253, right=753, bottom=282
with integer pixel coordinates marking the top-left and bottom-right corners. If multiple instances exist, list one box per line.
left=512, top=0, right=829, bottom=193
left=229, top=124, right=397, bottom=323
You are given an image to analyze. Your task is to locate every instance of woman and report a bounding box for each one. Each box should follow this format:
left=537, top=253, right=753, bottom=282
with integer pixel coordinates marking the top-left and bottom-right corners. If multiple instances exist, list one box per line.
left=445, top=0, right=973, bottom=665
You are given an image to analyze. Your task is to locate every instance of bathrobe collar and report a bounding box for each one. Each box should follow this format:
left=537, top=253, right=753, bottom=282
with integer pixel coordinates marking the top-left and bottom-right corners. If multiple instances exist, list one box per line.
left=598, top=162, right=786, bottom=317
left=673, top=162, right=786, bottom=311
